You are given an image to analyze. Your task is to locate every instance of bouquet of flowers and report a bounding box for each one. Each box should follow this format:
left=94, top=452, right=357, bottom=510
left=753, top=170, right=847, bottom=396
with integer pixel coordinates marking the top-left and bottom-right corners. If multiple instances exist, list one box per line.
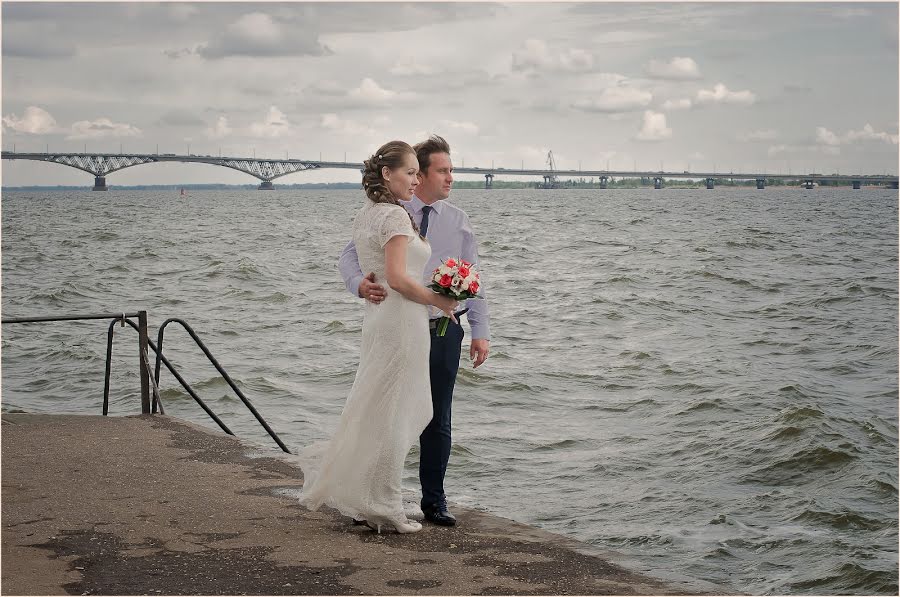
left=428, top=257, right=482, bottom=337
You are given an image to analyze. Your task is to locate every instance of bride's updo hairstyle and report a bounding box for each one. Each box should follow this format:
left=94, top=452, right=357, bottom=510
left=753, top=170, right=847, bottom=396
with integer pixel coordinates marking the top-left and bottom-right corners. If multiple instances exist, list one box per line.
left=362, top=140, right=415, bottom=204
left=362, top=140, right=420, bottom=234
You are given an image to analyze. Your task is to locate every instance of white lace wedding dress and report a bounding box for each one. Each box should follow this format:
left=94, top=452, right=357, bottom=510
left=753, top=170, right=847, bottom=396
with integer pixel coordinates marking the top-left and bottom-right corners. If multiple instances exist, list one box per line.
left=298, top=201, right=433, bottom=528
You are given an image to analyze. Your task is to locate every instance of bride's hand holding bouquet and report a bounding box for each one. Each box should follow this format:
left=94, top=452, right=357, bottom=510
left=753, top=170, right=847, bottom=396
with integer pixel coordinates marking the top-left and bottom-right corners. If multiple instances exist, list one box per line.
left=431, top=293, right=459, bottom=326
left=429, top=257, right=482, bottom=337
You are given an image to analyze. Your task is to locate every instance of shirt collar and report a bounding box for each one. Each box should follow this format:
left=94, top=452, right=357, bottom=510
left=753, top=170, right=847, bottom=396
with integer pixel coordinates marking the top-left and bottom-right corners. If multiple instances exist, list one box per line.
left=404, top=195, right=444, bottom=215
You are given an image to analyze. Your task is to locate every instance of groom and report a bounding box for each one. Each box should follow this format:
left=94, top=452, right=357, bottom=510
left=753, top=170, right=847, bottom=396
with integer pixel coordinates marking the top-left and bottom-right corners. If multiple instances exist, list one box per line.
left=338, top=135, right=491, bottom=527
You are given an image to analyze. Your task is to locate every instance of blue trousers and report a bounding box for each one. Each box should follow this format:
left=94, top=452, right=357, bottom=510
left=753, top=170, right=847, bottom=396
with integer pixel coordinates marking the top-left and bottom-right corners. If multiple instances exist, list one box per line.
left=419, top=317, right=464, bottom=508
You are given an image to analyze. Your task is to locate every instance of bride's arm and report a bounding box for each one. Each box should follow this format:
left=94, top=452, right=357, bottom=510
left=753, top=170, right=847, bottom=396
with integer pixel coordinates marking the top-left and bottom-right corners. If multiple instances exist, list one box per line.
left=384, top=235, right=457, bottom=315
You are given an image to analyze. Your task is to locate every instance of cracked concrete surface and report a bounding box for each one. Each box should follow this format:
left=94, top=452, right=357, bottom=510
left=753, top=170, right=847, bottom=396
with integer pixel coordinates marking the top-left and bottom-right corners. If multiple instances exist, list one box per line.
left=2, top=414, right=699, bottom=595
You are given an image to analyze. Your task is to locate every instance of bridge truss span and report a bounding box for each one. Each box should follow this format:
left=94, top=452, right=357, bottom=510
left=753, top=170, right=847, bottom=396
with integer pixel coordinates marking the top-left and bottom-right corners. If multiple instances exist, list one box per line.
left=17, top=153, right=161, bottom=177
left=217, top=158, right=320, bottom=182
left=2, top=151, right=897, bottom=190
left=0, top=152, right=336, bottom=190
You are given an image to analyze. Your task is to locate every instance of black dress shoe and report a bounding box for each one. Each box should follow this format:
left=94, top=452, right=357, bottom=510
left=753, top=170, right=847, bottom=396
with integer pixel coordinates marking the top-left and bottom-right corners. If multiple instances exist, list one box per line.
left=422, top=499, right=457, bottom=526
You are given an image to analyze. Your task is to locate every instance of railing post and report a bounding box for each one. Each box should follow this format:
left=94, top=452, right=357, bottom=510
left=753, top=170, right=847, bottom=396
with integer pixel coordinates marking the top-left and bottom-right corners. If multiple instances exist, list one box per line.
left=138, top=310, right=151, bottom=414
left=104, top=319, right=117, bottom=416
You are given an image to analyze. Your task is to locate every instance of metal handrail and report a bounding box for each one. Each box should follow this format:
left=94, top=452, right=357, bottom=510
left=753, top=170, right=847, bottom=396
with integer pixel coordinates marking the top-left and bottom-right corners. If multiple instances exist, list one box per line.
left=154, top=318, right=289, bottom=453
left=3, top=311, right=152, bottom=414
left=3, top=313, right=139, bottom=323
left=2, top=311, right=290, bottom=454
left=106, top=317, right=234, bottom=438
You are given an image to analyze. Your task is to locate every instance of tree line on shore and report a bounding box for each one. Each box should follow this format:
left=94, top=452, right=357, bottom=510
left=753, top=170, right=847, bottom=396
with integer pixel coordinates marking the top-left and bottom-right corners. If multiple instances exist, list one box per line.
left=4, top=178, right=891, bottom=192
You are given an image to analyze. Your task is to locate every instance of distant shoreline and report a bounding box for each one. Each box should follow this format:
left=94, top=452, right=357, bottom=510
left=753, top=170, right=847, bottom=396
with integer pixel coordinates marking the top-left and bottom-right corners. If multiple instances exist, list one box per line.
left=1, top=182, right=361, bottom=191
left=3, top=180, right=892, bottom=192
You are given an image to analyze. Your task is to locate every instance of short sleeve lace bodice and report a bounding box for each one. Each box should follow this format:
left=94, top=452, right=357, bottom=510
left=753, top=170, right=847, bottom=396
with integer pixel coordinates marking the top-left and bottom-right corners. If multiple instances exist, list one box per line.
left=352, top=201, right=425, bottom=280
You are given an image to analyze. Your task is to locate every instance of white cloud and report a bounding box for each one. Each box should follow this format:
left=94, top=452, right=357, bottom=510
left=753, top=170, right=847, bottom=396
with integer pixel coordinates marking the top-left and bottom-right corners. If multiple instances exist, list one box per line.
left=198, top=12, right=325, bottom=59
left=249, top=106, right=291, bottom=138
left=738, top=129, right=778, bottom=142
left=645, top=57, right=701, bottom=80
left=635, top=110, right=672, bottom=141
left=814, top=124, right=899, bottom=147
left=512, top=39, right=554, bottom=71
left=320, top=113, right=376, bottom=137
left=206, top=116, right=232, bottom=139
left=302, top=79, right=346, bottom=98
left=573, top=87, right=653, bottom=113
left=584, top=72, right=629, bottom=87
left=696, top=83, right=756, bottom=105
left=845, top=123, right=899, bottom=144
left=349, top=78, right=397, bottom=103
left=168, top=3, right=199, bottom=22
left=559, top=48, right=594, bottom=72
left=512, top=145, right=553, bottom=166
left=815, top=126, right=841, bottom=146
left=164, top=46, right=200, bottom=60
left=438, top=119, right=479, bottom=135
left=662, top=98, right=692, bottom=111
left=389, top=59, right=436, bottom=76
left=768, top=143, right=842, bottom=157
left=512, top=39, right=594, bottom=73
left=2, top=106, right=59, bottom=134
left=67, top=117, right=142, bottom=140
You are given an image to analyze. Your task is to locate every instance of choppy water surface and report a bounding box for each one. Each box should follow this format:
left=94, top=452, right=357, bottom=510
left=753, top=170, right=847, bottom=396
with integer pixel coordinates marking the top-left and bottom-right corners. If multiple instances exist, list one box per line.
left=2, top=188, right=897, bottom=594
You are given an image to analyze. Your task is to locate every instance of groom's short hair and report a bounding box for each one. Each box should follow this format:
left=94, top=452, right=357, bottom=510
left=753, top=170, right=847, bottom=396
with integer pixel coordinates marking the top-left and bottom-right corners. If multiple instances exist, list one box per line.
left=414, top=135, right=451, bottom=174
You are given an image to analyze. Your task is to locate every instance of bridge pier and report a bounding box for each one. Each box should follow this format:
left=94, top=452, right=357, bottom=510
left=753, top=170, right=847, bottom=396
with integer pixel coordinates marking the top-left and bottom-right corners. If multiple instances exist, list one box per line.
left=258, top=180, right=275, bottom=190
left=756, top=178, right=765, bottom=190
left=889, top=181, right=899, bottom=190
left=92, top=176, right=108, bottom=191
left=706, top=178, right=715, bottom=190
left=484, top=173, right=493, bottom=190
left=803, top=180, right=815, bottom=190
left=653, top=177, right=663, bottom=190
left=852, top=180, right=861, bottom=190
left=599, top=176, right=608, bottom=189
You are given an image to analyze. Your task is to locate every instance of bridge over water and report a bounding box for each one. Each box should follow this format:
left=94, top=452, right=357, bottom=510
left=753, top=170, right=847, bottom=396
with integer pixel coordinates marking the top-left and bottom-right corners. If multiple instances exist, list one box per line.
left=2, top=151, right=897, bottom=191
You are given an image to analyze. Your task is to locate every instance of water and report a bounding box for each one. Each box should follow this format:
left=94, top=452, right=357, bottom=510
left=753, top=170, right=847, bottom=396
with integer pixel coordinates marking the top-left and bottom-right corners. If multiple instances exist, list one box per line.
left=2, top=187, right=897, bottom=594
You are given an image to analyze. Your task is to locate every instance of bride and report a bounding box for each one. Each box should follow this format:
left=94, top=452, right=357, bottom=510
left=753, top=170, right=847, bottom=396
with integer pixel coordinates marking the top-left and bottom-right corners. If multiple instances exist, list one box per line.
left=298, top=140, right=458, bottom=534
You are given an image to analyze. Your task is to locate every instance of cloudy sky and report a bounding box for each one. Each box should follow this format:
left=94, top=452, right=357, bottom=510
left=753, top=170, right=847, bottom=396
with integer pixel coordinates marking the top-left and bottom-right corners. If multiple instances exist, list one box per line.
left=2, top=1, right=898, bottom=186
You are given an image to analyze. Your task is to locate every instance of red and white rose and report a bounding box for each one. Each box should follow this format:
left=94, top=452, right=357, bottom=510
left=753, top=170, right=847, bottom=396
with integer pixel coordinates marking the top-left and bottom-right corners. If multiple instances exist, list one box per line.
left=428, top=257, right=483, bottom=336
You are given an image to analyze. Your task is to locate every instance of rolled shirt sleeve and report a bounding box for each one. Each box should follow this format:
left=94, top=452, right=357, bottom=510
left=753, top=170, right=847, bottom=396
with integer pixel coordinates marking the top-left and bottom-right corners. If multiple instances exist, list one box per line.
left=460, top=216, right=491, bottom=341
left=338, top=240, right=365, bottom=298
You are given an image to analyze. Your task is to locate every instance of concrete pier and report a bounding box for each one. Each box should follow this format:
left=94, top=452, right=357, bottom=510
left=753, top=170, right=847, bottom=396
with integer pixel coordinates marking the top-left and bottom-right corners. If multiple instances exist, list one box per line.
left=2, top=414, right=699, bottom=595
left=484, top=173, right=493, bottom=190
left=653, top=177, right=663, bottom=190
left=258, top=181, right=275, bottom=190
left=92, top=176, right=108, bottom=191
